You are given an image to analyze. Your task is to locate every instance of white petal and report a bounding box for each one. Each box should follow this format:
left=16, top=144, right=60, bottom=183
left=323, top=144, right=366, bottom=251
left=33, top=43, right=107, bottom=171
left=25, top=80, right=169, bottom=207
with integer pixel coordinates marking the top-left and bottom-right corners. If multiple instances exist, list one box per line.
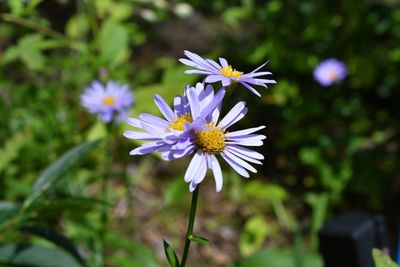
left=127, top=118, right=142, bottom=128
left=205, top=75, right=223, bottom=83
left=217, top=101, right=247, bottom=130
left=227, top=145, right=264, bottom=160
left=225, top=126, right=266, bottom=138
left=210, top=155, right=223, bottom=192
left=221, top=152, right=249, bottom=178
left=123, top=130, right=161, bottom=140
left=154, top=94, right=176, bottom=122
left=174, top=95, right=183, bottom=116
left=226, top=146, right=262, bottom=165
left=184, top=151, right=203, bottom=182
left=219, top=57, right=229, bottom=68
left=240, top=82, right=261, bottom=97
left=223, top=150, right=257, bottom=173
left=187, top=87, right=200, bottom=119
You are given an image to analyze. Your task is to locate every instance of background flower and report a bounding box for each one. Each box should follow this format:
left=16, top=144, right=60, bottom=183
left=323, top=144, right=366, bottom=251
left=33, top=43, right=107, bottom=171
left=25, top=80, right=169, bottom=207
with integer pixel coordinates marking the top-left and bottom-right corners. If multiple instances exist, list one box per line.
left=81, top=80, right=134, bottom=123
left=313, top=58, right=348, bottom=87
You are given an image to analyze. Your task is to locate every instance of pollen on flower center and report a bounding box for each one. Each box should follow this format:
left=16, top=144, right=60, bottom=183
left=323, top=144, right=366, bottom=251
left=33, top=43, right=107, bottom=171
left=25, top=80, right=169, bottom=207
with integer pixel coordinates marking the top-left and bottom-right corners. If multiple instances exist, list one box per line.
left=219, top=65, right=243, bottom=79
left=328, top=70, right=339, bottom=81
left=102, top=96, right=116, bottom=106
left=169, top=113, right=193, bottom=131
left=195, top=124, right=226, bottom=154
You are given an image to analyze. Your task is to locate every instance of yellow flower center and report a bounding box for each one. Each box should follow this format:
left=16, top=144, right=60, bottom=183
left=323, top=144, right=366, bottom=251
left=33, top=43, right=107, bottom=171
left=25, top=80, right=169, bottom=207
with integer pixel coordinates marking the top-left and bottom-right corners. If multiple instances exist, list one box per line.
left=102, top=96, right=116, bottom=106
left=328, top=70, right=339, bottom=81
left=219, top=65, right=243, bottom=79
left=169, top=113, right=193, bottom=131
left=195, top=124, right=226, bottom=154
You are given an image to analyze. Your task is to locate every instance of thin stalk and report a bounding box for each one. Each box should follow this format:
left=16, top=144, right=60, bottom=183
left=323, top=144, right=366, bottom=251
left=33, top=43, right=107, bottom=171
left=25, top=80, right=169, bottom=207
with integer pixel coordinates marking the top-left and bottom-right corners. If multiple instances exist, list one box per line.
left=1, top=13, right=73, bottom=45
left=180, top=186, right=200, bottom=267
left=98, top=124, right=114, bottom=266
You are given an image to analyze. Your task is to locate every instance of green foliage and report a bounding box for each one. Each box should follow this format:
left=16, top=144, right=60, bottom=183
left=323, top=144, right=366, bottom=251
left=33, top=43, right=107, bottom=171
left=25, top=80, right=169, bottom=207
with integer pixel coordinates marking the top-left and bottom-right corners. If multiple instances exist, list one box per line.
left=1, top=0, right=399, bottom=266
left=2, top=34, right=59, bottom=71
left=0, top=243, right=82, bottom=267
left=98, top=19, right=129, bottom=66
left=239, top=215, right=271, bottom=256
left=232, top=248, right=323, bottom=267
left=373, top=249, right=399, bottom=267
left=24, top=140, right=101, bottom=210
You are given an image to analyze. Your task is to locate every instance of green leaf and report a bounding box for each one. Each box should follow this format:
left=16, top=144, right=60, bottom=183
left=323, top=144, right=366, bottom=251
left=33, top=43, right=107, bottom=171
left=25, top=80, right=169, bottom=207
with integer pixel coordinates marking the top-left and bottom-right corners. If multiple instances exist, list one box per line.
left=0, top=201, right=20, bottom=226
left=106, top=232, right=160, bottom=267
left=66, top=15, right=89, bottom=39
left=0, top=128, right=32, bottom=173
left=188, top=235, right=210, bottom=245
left=19, top=227, right=85, bottom=264
left=373, top=248, right=399, bottom=267
left=1, top=46, right=19, bottom=65
left=239, top=215, right=271, bottom=256
left=163, top=239, right=180, bottom=267
left=24, top=140, right=101, bottom=209
left=98, top=19, right=129, bottom=66
left=231, top=248, right=323, bottom=267
left=0, top=243, right=82, bottom=267
left=17, top=34, right=46, bottom=71
left=244, top=181, right=288, bottom=201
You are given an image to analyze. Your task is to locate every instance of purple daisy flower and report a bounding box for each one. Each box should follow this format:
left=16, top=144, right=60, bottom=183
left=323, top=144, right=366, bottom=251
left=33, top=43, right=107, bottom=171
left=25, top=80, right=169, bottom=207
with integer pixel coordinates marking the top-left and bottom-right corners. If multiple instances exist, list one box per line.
left=123, top=83, right=225, bottom=158
left=181, top=85, right=266, bottom=192
left=179, top=50, right=276, bottom=97
left=313, top=58, right=348, bottom=87
left=125, top=83, right=266, bottom=192
left=81, top=80, right=134, bottom=123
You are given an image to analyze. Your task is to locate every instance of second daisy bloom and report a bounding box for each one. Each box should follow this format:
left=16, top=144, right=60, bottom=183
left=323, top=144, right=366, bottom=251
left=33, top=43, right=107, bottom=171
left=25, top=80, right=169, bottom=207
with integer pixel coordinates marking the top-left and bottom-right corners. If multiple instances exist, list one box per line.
left=179, top=50, right=276, bottom=97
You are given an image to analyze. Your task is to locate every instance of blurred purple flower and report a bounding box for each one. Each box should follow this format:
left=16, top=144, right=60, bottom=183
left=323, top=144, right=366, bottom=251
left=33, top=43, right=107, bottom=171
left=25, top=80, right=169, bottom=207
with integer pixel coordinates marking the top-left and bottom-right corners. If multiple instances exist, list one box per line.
left=81, top=80, right=134, bottom=123
left=179, top=50, right=276, bottom=97
left=124, top=83, right=266, bottom=192
left=313, top=58, right=348, bottom=87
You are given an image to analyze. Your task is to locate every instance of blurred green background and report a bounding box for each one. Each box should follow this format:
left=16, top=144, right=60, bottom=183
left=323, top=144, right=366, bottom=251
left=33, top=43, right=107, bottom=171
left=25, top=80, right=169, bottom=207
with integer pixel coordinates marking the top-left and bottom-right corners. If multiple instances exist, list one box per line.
left=0, top=0, right=399, bottom=266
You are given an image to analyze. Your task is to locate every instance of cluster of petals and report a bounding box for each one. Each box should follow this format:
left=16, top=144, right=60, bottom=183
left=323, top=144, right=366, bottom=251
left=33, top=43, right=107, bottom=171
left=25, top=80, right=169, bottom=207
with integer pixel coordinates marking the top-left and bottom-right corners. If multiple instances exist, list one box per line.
left=124, top=83, right=266, bottom=192
left=81, top=80, right=134, bottom=123
left=123, top=83, right=224, bottom=158
left=179, top=50, right=276, bottom=97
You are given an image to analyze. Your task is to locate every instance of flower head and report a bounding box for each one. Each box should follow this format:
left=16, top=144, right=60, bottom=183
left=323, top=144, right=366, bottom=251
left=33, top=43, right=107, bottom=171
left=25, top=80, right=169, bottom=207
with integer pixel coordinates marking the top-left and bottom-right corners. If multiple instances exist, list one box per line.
left=123, top=83, right=225, bottom=158
left=181, top=84, right=266, bottom=192
left=313, top=58, right=347, bottom=87
left=81, top=80, right=134, bottom=123
left=124, top=83, right=265, bottom=192
left=179, top=50, right=276, bottom=97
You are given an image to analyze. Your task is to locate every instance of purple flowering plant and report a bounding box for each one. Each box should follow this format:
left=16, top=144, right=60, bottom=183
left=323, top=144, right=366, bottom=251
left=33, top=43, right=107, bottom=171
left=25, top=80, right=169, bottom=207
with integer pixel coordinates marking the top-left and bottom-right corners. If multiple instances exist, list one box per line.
left=124, top=51, right=274, bottom=267
left=313, top=58, right=348, bottom=87
left=81, top=80, right=134, bottom=123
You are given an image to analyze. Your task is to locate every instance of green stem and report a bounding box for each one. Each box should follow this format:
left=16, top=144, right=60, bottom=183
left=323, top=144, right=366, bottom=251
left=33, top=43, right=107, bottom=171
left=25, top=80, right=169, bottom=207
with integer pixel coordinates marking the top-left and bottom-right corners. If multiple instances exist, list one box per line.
left=98, top=125, right=114, bottom=266
left=180, top=186, right=200, bottom=267
left=1, top=13, right=74, bottom=46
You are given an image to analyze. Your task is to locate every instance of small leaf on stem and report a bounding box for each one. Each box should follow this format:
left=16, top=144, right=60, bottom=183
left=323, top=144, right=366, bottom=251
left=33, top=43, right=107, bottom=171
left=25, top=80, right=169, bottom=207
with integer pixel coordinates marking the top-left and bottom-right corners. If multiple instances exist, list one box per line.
left=163, top=239, right=181, bottom=267
left=188, top=235, right=211, bottom=245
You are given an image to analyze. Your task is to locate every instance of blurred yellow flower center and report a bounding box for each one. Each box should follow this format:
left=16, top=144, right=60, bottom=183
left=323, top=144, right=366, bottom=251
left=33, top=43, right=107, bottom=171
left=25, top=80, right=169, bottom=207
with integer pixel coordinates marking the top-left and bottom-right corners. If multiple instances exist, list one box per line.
left=195, top=124, right=226, bottom=154
left=169, top=113, right=193, bottom=131
left=102, top=96, right=116, bottom=106
left=328, top=70, right=339, bottom=81
left=219, top=65, right=243, bottom=79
